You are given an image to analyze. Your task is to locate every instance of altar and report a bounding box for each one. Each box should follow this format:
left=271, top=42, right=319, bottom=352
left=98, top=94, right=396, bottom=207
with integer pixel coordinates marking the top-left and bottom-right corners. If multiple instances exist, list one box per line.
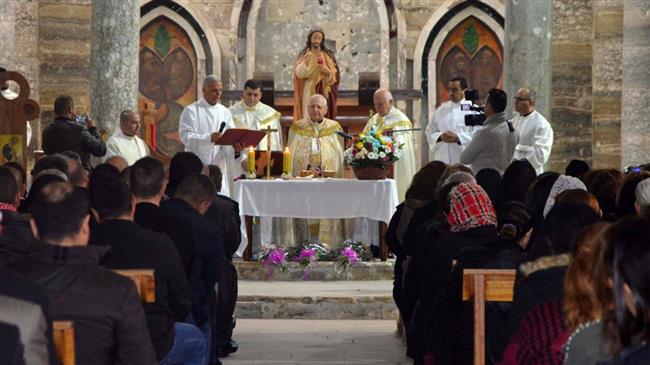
left=232, top=178, right=399, bottom=261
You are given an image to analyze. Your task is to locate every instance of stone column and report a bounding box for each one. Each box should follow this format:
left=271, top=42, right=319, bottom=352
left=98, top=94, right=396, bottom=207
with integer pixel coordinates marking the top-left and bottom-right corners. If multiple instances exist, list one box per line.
left=621, top=0, right=650, bottom=168
left=90, top=0, right=139, bottom=133
left=0, top=0, right=16, bottom=68
left=504, top=0, right=553, bottom=118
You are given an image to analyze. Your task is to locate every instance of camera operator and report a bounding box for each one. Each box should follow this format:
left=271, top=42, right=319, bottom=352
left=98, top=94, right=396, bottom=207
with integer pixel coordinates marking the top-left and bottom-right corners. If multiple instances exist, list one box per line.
left=425, top=77, right=476, bottom=164
left=459, top=88, right=518, bottom=175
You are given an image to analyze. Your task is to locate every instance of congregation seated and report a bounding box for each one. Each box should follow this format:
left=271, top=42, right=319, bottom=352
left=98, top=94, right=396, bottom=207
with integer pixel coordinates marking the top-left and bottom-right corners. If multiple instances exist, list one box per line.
left=5, top=181, right=156, bottom=365
left=88, top=177, right=203, bottom=363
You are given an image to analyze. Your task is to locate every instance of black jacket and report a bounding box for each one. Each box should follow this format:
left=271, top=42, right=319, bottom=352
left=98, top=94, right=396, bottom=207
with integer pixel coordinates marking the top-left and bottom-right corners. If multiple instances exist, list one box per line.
left=6, top=243, right=157, bottom=365
left=90, top=219, right=191, bottom=361
left=134, top=202, right=195, bottom=275
left=42, top=116, right=106, bottom=170
left=0, top=322, right=23, bottom=365
left=161, top=198, right=224, bottom=326
left=204, top=194, right=241, bottom=260
left=0, top=209, right=43, bottom=263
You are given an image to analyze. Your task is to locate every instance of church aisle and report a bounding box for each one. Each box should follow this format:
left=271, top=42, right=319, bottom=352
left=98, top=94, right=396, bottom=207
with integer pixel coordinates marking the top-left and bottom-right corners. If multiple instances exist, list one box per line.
left=221, top=319, right=410, bottom=365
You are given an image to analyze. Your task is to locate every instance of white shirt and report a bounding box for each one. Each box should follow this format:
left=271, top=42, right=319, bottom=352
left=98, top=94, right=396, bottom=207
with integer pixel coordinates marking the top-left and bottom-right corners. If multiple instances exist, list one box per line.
left=103, top=129, right=149, bottom=165
left=179, top=97, right=240, bottom=196
left=511, top=110, right=553, bottom=175
left=426, top=99, right=475, bottom=164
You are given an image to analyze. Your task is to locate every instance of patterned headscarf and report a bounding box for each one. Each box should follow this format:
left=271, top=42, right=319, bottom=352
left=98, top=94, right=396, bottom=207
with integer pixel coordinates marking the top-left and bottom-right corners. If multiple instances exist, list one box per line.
left=543, top=175, right=587, bottom=217
left=447, top=182, right=497, bottom=233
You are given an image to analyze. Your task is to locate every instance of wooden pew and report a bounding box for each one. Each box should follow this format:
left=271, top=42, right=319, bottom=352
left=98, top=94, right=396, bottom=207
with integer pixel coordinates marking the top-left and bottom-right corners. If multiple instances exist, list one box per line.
left=462, top=269, right=516, bottom=365
left=52, top=321, right=75, bottom=365
left=112, top=269, right=155, bottom=303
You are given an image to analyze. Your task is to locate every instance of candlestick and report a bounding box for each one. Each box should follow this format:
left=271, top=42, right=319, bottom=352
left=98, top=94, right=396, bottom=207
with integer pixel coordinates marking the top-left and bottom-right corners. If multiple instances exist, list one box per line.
left=246, top=146, right=256, bottom=179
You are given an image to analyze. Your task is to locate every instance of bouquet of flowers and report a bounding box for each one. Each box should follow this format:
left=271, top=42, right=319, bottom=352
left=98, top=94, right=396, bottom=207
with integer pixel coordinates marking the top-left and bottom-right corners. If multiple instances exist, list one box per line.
left=344, top=128, right=402, bottom=168
left=259, top=244, right=288, bottom=276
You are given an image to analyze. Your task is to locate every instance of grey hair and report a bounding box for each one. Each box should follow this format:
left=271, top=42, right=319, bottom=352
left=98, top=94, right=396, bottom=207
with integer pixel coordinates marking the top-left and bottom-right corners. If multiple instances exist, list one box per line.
left=441, top=171, right=476, bottom=188
left=203, top=75, right=222, bottom=87
left=33, top=168, right=68, bottom=183
left=119, top=110, right=135, bottom=124
left=522, top=88, right=537, bottom=103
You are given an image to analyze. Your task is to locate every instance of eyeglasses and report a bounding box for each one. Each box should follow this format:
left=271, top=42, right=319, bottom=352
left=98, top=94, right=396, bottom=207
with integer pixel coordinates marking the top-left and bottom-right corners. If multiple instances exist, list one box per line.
left=514, top=97, right=531, bottom=102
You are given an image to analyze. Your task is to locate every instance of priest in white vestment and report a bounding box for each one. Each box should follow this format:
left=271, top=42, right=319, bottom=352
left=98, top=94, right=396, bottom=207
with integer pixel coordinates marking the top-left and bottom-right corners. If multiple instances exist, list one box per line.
left=426, top=77, right=476, bottom=164
left=103, top=110, right=149, bottom=165
left=363, top=89, right=416, bottom=202
left=511, top=87, right=554, bottom=175
left=179, top=75, right=243, bottom=197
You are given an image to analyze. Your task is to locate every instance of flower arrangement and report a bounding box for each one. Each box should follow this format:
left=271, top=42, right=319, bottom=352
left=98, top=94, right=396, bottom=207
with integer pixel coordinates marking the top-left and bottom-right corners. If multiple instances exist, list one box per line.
left=258, top=244, right=288, bottom=277
left=344, top=128, right=402, bottom=168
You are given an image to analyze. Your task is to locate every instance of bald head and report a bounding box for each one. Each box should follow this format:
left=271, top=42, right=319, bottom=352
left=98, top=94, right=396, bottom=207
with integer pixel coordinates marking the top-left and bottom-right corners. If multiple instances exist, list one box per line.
left=514, top=87, right=536, bottom=115
left=307, top=94, right=328, bottom=122
left=105, top=156, right=128, bottom=172
left=373, top=88, right=393, bottom=116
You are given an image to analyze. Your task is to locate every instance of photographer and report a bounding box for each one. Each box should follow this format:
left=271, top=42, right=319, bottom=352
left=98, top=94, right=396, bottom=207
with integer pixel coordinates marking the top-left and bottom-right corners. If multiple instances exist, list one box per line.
left=460, top=88, right=518, bottom=174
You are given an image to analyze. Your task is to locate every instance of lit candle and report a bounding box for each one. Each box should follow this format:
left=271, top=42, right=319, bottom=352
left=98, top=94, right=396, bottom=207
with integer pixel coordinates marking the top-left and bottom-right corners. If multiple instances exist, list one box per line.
left=247, top=146, right=256, bottom=174
left=283, top=147, right=291, bottom=174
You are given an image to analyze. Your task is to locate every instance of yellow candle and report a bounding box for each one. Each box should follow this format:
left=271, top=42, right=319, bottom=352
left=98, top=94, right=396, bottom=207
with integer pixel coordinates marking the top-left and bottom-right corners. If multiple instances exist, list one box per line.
left=247, top=146, right=256, bottom=173
left=283, top=147, right=291, bottom=173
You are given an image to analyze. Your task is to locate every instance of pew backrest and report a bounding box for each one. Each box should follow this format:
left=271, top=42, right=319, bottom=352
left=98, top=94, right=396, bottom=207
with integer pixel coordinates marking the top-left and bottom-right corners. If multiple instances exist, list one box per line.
left=112, top=269, right=155, bottom=303
left=52, top=320, right=75, bottom=365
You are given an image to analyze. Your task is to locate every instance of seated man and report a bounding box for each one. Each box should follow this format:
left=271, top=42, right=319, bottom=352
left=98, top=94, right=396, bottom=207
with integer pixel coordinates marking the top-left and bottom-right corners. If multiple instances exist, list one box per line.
left=103, top=110, right=149, bottom=165
left=6, top=181, right=156, bottom=365
left=89, top=177, right=204, bottom=364
left=161, top=172, right=224, bottom=363
left=131, top=157, right=195, bottom=276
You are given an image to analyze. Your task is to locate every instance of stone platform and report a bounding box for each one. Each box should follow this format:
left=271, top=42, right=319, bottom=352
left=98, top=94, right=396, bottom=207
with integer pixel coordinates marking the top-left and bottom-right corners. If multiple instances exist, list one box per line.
left=236, top=280, right=397, bottom=320
left=234, top=260, right=394, bottom=281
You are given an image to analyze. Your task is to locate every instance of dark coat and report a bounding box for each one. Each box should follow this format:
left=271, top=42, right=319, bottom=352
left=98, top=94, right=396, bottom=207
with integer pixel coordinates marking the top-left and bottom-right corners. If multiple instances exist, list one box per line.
left=0, top=210, right=43, bottom=263
left=134, top=202, right=195, bottom=275
left=42, top=116, right=106, bottom=170
left=432, top=240, right=529, bottom=365
left=0, top=265, right=57, bottom=365
left=204, top=194, right=241, bottom=260
left=0, top=322, right=24, bottom=365
left=6, top=243, right=157, bottom=365
left=90, top=219, right=191, bottom=361
left=598, top=343, right=650, bottom=365
left=407, top=225, right=498, bottom=360
left=161, top=197, right=224, bottom=326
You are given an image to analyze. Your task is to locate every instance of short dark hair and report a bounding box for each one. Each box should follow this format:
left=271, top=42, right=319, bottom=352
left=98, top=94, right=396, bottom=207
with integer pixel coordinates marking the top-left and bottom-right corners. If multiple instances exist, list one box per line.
left=90, top=177, right=132, bottom=220
left=130, top=157, right=165, bottom=198
left=167, top=152, right=203, bottom=197
left=0, top=166, right=18, bottom=204
left=207, top=165, right=223, bottom=192
left=88, top=163, right=121, bottom=199
left=4, top=162, right=26, bottom=187
left=33, top=154, right=70, bottom=177
left=486, top=88, right=507, bottom=113
left=59, top=152, right=85, bottom=187
left=449, top=77, right=468, bottom=90
left=244, top=79, right=263, bottom=90
left=31, top=182, right=89, bottom=242
left=175, top=172, right=216, bottom=206
left=53, top=95, right=74, bottom=116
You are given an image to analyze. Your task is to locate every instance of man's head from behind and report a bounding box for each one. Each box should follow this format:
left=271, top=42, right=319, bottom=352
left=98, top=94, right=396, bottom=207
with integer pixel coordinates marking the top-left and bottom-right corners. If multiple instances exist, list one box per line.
left=0, top=166, right=19, bottom=207
left=90, top=177, right=133, bottom=222
left=33, top=154, right=70, bottom=178
left=60, top=151, right=87, bottom=188
left=30, top=182, right=90, bottom=246
left=53, top=95, right=75, bottom=118
left=119, top=110, right=141, bottom=137
left=130, top=157, right=166, bottom=201
left=307, top=94, right=328, bottom=122
left=485, top=88, right=507, bottom=116
left=373, top=89, right=393, bottom=117
left=207, top=164, right=223, bottom=193
left=635, top=178, right=650, bottom=216
left=174, top=172, right=216, bottom=216
left=243, top=79, right=263, bottom=107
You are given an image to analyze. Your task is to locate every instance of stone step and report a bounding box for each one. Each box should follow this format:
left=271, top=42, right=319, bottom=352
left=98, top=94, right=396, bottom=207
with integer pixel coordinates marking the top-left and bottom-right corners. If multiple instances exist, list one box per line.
left=235, top=280, right=397, bottom=320
left=234, top=260, right=394, bottom=281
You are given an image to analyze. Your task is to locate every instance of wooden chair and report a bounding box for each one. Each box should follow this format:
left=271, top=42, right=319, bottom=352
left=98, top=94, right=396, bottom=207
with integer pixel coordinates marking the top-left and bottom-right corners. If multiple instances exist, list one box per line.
left=462, top=269, right=516, bottom=365
left=112, top=269, right=155, bottom=303
left=52, top=321, right=75, bottom=365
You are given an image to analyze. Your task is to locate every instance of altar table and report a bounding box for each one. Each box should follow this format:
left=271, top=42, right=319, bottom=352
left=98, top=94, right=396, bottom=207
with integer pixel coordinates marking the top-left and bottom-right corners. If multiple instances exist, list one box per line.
left=232, top=178, right=399, bottom=261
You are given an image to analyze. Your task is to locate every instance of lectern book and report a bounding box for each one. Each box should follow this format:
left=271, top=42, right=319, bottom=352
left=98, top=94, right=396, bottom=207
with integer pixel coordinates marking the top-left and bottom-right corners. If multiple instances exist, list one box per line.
left=214, top=128, right=266, bottom=147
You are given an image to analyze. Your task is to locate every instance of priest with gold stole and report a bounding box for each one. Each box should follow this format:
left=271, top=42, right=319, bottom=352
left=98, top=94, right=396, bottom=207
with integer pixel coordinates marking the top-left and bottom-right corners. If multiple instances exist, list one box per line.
left=362, top=89, right=416, bottom=202
left=288, top=94, right=345, bottom=245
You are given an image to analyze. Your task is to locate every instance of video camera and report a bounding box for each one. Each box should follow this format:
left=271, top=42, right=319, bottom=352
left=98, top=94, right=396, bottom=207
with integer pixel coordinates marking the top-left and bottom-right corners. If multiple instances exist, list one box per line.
left=462, top=89, right=487, bottom=126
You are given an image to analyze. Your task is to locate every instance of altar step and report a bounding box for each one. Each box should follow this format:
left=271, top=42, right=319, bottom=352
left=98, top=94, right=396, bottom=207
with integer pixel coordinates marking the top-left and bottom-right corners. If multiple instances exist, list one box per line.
left=234, top=260, right=394, bottom=281
left=235, top=280, right=397, bottom=320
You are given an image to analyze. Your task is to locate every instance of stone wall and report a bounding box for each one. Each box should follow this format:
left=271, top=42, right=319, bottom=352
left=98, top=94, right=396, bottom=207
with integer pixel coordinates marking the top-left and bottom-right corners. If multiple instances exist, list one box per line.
left=252, top=0, right=384, bottom=91
left=549, top=0, right=594, bottom=172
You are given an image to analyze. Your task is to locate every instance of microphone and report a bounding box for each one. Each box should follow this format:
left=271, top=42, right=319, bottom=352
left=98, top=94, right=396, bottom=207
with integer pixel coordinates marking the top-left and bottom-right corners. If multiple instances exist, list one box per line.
left=336, top=130, right=353, bottom=139
left=218, top=122, right=226, bottom=133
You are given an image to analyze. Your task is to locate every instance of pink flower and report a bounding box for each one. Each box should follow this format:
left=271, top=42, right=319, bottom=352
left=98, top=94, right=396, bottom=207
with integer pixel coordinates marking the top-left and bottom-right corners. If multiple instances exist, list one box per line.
left=268, top=249, right=286, bottom=265
left=341, top=246, right=360, bottom=264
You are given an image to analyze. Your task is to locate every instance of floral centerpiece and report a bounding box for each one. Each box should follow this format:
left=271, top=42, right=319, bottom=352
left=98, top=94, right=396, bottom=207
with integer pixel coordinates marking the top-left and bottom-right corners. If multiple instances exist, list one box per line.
left=344, top=128, right=402, bottom=179
left=258, top=244, right=288, bottom=277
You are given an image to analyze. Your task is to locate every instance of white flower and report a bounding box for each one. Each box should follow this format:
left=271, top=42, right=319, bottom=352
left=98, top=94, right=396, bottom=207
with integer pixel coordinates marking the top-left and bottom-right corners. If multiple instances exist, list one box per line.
left=379, top=152, right=386, bottom=158
left=367, top=152, right=379, bottom=159
left=356, top=149, right=367, bottom=158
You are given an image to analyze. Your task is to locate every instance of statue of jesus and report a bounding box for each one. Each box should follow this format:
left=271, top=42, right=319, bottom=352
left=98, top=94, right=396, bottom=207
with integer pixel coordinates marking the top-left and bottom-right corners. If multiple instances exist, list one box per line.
left=293, top=27, right=339, bottom=122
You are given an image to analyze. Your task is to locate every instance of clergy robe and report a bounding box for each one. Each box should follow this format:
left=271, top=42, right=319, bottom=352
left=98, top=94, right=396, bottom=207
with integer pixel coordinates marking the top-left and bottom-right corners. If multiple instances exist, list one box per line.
left=363, top=107, right=417, bottom=202
left=426, top=99, right=475, bottom=164
left=103, top=129, right=149, bottom=165
left=179, top=97, right=240, bottom=197
left=511, top=110, right=554, bottom=175
left=293, top=50, right=339, bottom=122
